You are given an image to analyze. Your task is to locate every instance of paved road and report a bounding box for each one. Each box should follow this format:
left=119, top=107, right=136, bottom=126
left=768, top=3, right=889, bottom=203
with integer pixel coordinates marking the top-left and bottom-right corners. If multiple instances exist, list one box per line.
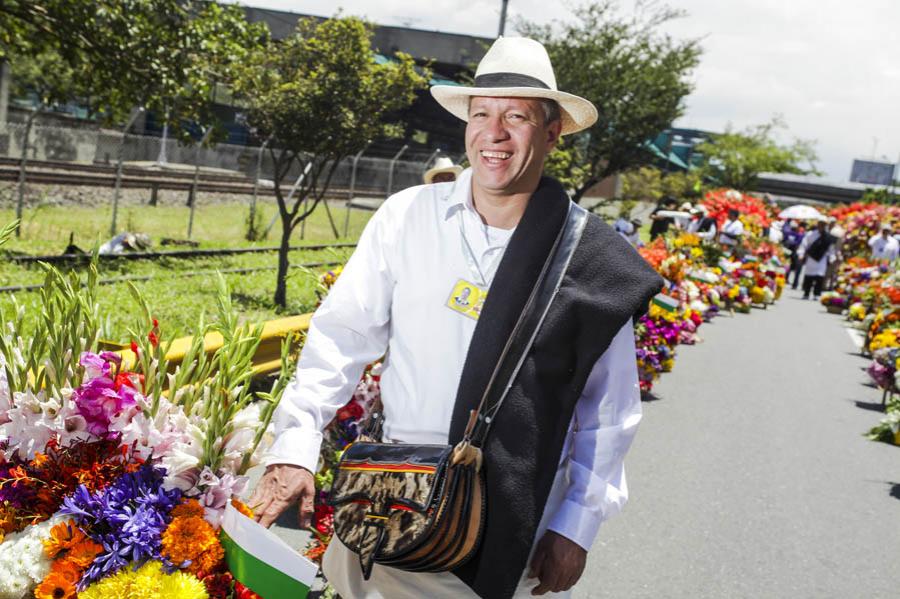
left=575, top=288, right=900, bottom=598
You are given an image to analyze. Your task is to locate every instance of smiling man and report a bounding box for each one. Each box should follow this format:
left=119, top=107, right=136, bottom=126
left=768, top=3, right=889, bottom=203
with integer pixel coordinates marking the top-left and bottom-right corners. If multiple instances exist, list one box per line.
left=250, top=37, right=662, bottom=598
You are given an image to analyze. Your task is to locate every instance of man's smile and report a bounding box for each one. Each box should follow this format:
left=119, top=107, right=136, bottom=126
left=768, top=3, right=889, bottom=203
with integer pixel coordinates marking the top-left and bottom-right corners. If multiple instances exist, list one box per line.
left=479, top=150, right=512, bottom=165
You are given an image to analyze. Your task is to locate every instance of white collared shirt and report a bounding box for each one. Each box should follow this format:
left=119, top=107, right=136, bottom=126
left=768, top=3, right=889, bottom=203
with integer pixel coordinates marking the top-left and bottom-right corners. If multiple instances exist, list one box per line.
left=869, top=234, right=899, bottom=261
left=718, top=219, right=744, bottom=245
left=267, top=168, right=642, bottom=550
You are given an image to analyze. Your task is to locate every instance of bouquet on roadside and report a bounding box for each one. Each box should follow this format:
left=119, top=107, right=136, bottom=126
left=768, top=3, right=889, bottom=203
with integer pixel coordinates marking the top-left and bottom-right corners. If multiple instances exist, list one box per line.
left=0, top=221, right=297, bottom=599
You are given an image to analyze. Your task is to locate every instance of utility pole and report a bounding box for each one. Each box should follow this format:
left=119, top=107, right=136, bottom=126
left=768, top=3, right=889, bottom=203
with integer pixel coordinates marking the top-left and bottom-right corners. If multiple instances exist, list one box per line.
left=498, top=0, right=509, bottom=37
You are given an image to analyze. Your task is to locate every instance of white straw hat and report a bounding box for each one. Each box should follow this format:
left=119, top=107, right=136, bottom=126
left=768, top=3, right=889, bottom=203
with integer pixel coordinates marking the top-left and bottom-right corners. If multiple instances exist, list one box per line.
left=423, top=156, right=463, bottom=184
left=430, top=37, right=598, bottom=135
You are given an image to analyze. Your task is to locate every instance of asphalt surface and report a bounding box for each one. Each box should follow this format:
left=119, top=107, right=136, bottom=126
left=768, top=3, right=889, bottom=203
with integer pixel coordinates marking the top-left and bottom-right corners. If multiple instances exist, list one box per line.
left=575, top=288, right=900, bottom=598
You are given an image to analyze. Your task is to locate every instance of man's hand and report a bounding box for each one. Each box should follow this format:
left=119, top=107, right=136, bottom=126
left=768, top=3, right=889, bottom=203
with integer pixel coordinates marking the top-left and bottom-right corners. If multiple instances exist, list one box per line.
left=249, top=464, right=316, bottom=529
left=527, top=531, right=587, bottom=596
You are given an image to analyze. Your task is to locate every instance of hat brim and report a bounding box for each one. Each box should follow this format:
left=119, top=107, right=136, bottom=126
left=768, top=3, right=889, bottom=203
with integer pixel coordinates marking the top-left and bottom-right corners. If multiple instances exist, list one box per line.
left=430, top=85, right=598, bottom=136
left=424, top=165, right=464, bottom=184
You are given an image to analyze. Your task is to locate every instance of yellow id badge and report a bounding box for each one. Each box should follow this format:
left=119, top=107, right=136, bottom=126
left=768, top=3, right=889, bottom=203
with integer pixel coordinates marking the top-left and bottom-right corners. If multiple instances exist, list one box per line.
left=446, top=279, right=487, bottom=321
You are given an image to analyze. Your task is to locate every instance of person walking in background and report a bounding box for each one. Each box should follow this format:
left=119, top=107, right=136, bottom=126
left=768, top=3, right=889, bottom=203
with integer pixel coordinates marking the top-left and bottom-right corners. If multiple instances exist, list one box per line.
left=687, top=205, right=717, bottom=241
left=781, top=219, right=804, bottom=289
left=649, top=197, right=677, bottom=240
left=718, top=209, right=744, bottom=249
left=868, top=224, right=899, bottom=261
left=797, top=220, right=836, bottom=300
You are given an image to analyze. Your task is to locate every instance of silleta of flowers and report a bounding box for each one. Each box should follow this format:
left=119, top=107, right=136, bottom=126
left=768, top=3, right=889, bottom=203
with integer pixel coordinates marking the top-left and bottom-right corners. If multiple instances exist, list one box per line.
left=814, top=203, right=900, bottom=444
left=0, top=222, right=293, bottom=599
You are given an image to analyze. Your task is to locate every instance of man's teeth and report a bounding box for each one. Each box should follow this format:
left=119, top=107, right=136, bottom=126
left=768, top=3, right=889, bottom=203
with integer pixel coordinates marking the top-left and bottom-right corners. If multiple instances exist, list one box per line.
left=481, top=151, right=511, bottom=159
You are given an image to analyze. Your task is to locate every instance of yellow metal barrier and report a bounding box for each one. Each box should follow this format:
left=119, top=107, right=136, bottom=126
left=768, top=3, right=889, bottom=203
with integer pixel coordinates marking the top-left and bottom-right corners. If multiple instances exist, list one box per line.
left=117, top=313, right=312, bottom=376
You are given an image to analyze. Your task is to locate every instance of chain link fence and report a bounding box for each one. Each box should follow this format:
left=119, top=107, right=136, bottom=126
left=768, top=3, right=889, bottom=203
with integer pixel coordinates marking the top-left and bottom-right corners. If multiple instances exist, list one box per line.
left=0, top=121, right=466, bottom=242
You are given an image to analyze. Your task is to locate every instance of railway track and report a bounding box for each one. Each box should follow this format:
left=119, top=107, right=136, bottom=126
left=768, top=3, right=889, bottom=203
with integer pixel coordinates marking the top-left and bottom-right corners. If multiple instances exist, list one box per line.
left=0, top=259, right=345, bottom=294
left=0, top=157, right=383, bottom=198
left=6, top=242, right=357, bottom=264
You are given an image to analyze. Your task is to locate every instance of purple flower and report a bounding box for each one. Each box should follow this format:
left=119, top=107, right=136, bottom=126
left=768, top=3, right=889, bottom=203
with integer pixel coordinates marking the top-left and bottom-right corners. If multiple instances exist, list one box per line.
left=61, top=463, right=181, bottom=588
left=73, top=359, right=138, bottom=437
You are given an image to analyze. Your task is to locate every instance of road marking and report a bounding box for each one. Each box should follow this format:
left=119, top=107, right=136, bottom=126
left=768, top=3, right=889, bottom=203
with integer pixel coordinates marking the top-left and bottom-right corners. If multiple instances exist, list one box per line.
left=845, top=328, right=864, bottom=350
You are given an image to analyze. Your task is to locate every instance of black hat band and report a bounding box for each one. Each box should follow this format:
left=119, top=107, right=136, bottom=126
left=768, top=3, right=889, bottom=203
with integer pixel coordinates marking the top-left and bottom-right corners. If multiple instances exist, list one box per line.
left=473, top=72, right=551, bottom=89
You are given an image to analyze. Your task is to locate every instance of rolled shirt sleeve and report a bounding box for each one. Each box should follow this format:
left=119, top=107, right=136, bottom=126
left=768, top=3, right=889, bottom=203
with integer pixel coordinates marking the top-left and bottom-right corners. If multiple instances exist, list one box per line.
left=265, top=205, right=396, bottom=472
left=547, top=319, right=642, bottom=550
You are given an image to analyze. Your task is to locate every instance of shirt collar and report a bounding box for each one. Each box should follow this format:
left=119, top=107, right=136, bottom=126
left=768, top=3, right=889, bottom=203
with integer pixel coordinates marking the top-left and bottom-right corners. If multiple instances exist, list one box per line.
left=443, top=168, right=475, bottom=220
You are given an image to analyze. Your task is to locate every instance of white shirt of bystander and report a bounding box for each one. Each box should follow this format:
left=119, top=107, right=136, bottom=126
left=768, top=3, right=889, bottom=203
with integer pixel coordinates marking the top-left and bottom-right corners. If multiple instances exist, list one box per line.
left=868, top=234, right=899, bottom=261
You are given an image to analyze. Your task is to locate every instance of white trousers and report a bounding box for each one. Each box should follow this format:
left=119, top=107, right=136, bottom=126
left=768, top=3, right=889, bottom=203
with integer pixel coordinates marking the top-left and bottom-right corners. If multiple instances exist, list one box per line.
left=322, top=467, right=572, bottom=599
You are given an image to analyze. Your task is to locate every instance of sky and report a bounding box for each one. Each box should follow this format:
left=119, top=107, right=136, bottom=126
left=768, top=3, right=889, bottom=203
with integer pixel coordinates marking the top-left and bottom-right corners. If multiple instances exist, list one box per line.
left=235, top=0, right=900, bottom=182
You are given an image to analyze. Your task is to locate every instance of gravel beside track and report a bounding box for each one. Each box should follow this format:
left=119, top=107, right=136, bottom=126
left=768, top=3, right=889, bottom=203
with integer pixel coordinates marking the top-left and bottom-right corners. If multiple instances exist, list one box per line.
left=575, top=288, right=900, bottom=598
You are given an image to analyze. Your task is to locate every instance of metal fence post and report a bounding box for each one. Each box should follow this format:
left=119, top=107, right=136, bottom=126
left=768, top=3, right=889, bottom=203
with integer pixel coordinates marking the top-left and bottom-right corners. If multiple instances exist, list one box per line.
left=343, top=143, right=370, bottom=237
left=15, top=107, right=42, bottom=237
left=110, top=106, right=145, bottom=236
left=187, top=127, right=213, bottom=239
left=386, top=144, right=409, bottom=198
left=248, top=135, right=272, bottom=241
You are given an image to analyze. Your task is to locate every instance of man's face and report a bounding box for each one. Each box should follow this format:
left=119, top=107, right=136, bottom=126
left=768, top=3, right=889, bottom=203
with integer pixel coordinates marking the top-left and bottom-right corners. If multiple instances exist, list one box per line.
left=431, top=172, right=457, bottom=184
left=465, top=96, right=561, bottom=197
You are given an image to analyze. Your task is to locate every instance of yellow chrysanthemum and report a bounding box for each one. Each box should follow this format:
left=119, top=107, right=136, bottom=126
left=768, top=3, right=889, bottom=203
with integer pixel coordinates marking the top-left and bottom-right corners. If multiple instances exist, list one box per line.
left=78, top=561, right=208, bottom=599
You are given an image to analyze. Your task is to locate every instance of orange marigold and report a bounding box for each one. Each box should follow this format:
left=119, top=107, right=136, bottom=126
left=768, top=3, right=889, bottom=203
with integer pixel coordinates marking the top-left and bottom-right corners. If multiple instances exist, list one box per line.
left=231, top=498, right=254, bottom=519
left=64, top=539, right=104, bottom=569
left=35, top=559, right=80, bottom=599
left=162, top=515, right=225, bottom=574
left=43, top=520, right=86, bottom=558
left=171, top=498, right=206, bottom=519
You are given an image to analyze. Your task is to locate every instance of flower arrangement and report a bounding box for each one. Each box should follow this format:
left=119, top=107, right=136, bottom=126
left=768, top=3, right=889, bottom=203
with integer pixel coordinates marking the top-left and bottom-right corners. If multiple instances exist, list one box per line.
left=0, top=221, right=299, bottom=599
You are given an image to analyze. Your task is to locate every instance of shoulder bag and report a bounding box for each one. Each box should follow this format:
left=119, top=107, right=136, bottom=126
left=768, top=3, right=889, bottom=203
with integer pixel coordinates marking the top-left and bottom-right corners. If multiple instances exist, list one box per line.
left=328, top=202, right=588, bottom=579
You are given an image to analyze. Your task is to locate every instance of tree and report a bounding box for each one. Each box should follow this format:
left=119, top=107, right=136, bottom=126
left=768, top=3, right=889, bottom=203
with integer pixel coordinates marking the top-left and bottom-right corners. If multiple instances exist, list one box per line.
left=696, top=117, right=819, bottom=190
left=233, top=16, right=428, bottom=308
left=519, top=1, right=701, bottom=202
left=0, top=1, right=266, bottom=132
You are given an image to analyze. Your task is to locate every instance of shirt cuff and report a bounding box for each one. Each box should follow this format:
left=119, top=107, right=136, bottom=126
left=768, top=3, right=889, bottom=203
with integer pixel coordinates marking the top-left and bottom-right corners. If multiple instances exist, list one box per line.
left=263, top=427, right=324, bottom=473
left=546, top=498, right=604, bottom=552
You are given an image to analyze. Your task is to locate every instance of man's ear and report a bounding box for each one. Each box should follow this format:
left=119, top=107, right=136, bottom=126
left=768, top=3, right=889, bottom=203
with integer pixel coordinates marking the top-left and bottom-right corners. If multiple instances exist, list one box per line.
left=546, top=120, right=563, bottom=150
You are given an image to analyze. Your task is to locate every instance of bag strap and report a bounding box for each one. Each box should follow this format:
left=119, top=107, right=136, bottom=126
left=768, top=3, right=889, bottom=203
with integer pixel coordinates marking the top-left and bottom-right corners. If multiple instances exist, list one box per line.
left=464, top=202, right=589, bottom=448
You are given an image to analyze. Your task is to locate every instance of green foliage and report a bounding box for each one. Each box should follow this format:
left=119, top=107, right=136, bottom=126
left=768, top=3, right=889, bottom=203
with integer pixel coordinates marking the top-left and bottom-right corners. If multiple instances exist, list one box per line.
left=860, top=187, right=899, bottom=206
left=544, top=137, right=590, bottom=193
left=232, top=16, right=428, bottom=307
left=696, top=117, right=820, bottom=191
left=0, top=257, right=101, bottom=400
left=519, top=1, right=701, bottom=201
left=1, top=0, right=267, bottom=132
left=618, top=166, right=703, bottom=203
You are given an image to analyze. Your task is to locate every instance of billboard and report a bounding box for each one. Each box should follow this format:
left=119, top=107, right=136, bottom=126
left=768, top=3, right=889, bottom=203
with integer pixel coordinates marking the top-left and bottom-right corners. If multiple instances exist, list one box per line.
left=850, top=159, right=896, bottom=186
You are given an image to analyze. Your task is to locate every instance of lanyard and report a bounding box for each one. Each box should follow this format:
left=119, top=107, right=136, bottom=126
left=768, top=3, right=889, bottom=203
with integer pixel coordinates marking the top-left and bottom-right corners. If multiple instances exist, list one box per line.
left=457, top=209, right=491, bottom=288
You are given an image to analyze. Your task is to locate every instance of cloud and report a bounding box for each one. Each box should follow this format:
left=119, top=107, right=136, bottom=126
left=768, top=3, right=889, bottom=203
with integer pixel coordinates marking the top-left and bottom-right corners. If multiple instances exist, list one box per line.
left=237, top=0, right=900, bottom=180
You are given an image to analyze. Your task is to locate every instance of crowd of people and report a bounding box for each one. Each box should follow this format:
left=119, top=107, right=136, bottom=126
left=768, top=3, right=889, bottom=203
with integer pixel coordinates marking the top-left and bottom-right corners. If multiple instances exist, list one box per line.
left=622, top=196, right=898, bottom=304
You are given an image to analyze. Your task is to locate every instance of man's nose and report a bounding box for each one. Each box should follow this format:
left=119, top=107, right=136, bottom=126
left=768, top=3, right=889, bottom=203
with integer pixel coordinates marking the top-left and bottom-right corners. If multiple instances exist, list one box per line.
left=484, top=114, right=510, bottom=142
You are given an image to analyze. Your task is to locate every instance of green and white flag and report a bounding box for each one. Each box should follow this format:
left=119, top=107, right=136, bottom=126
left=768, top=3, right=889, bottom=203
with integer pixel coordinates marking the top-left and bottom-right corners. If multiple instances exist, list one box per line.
left=652, top=293, right=680, bottom=313
left=221, top=502, right=318, bottom=599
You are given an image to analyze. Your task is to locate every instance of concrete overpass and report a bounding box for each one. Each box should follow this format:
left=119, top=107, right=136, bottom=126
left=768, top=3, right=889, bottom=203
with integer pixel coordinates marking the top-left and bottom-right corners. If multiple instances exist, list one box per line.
left=755, top=172, right=892, bottom=204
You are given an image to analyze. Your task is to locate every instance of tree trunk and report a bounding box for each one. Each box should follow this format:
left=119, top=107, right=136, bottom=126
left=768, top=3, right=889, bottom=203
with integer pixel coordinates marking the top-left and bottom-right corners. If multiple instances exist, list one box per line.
left=572, top=177, right=598, bottom=204
left=273, top=216, right=293, bottom=308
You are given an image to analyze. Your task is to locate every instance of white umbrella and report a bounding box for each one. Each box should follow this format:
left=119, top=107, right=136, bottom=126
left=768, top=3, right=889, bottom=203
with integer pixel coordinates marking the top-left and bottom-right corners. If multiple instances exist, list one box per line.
left=778, top=204, right=826, bottom=221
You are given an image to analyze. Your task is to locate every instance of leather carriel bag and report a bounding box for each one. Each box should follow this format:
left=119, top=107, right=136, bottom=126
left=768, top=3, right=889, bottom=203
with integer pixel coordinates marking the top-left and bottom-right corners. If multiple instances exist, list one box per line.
left=329, top=203, right=588, bottom=579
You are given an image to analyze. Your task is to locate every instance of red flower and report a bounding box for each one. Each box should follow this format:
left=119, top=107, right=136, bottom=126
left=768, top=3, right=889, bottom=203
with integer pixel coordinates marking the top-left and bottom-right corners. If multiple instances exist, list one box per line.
left=148, top=318, right=160, bottom=348
left=130, top=341, right=139, bottom=356
left=234, top=581, right=264, bottom=599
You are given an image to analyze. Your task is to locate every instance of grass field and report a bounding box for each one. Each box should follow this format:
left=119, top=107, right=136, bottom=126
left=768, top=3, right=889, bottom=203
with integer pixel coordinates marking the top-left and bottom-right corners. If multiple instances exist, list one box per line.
left=0, top=201, right=372, bottom=341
